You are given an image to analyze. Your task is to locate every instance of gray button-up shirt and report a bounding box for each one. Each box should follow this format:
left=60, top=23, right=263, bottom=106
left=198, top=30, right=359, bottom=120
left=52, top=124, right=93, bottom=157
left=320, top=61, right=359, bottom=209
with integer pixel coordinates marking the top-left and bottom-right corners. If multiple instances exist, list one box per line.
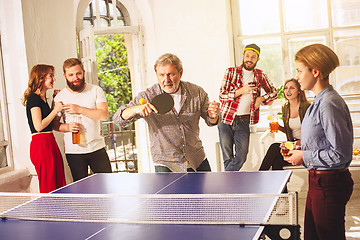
left=301, top=85, right=353, bottom=170
left=113, top=81, right=217, bottom=172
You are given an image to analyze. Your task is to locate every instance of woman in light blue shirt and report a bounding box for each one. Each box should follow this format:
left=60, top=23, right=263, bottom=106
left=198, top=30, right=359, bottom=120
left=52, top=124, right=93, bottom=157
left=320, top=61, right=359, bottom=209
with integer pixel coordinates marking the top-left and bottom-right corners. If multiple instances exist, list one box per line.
left=287, top=44, right=354, bottom=240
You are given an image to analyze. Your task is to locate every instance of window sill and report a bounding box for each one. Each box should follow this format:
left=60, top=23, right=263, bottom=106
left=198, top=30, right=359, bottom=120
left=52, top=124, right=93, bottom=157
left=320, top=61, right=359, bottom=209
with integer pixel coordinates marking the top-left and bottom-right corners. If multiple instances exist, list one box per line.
left=0, top=168, right=31, bottom=192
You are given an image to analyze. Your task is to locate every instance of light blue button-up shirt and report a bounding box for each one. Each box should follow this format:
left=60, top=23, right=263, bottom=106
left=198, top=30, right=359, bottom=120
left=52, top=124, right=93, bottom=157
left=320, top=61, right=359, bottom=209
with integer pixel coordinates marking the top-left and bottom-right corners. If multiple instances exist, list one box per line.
left=301, top=85, right=353, bottom=170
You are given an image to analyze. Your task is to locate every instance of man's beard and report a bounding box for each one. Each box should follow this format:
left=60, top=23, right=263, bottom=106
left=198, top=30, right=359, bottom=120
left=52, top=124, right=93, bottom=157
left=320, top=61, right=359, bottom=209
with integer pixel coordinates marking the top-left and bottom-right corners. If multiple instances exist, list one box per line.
left=66, top=77, right=86, bottom=92
left=242, top=60, right=257, bottom=71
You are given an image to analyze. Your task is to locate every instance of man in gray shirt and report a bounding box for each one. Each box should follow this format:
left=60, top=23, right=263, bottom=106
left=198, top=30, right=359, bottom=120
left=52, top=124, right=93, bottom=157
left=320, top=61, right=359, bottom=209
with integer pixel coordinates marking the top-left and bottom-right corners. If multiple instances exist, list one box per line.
left=113, top=53, right=220, bottom=172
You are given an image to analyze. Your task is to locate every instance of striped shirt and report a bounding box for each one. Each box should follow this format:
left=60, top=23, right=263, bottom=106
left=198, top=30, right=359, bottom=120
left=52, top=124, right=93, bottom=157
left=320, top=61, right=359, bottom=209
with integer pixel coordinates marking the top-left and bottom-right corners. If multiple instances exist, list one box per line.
left=219, top=66, right=278, bottom=125
left=113, top=81, right=217, bottom=172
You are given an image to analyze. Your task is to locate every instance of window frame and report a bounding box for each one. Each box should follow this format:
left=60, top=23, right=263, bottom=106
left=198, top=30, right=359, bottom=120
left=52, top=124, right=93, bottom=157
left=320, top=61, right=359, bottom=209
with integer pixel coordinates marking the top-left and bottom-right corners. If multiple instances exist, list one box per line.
left=0, top=37, right=14, bottom=173
left=83, top=0, right=129, bottom=28
left=230, top=0, right=360, bottom=84
left=78, top=0, right=150, bottom=172
left=230, top=0, right=360, bottom=131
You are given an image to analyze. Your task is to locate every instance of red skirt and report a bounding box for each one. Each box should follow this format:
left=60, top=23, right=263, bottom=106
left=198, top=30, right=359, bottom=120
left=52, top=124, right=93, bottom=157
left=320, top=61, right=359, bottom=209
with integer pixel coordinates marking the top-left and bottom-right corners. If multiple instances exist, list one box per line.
left=30, top=132, right=66, bottom=193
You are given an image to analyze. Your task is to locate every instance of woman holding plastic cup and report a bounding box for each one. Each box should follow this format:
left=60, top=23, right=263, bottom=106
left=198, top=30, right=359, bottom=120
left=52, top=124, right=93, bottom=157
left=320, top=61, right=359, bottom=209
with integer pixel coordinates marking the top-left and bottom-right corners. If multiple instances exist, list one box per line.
left=287, top=44, right=353, bottom=240
left=259, top=78, right=310, bottom=171
left=22, top=64, right=66, bottom=193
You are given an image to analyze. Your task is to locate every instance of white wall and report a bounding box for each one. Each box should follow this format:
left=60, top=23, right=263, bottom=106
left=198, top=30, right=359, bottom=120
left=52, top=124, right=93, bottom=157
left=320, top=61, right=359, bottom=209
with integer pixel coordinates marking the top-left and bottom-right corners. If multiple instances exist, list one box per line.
left=20, top=0, right=78, bottom=184
left=2, top=0, right=236, bottom=187
left=136, top=0, right=234, bottom=171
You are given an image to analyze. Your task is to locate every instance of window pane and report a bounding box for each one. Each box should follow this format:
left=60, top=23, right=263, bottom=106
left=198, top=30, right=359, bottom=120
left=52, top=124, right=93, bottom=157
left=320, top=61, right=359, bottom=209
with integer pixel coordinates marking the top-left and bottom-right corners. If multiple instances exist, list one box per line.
left=284, top=0, right=328, bottom=31
left=0, top=103, right=4, bottom=141
left=335, top=37, right=360, bottom=66
left=288, top=36, right=326, bottom=77
left=334, top=30, right=360, bottom=94
left=332, top=0, right=360, bottom=27
left=95, top=34, right=132, bottom=115
left=238, top=0, right=280, bottom=35
left=84, top=6, right=91, bottom=18
left=99, top=0, right=107, bottom=16
left=0, top=146, right=7, bottom=168
left=111, top=19, right=125, bottom=26
left=83, top=20, right=92, bottom=28
left=0, top=44, right=8, bottom=168
left=90, top=0, right=97, bottom=27
left=100, top=18, right=109, bottom=27
left=108, top=2, right=114, bottom=18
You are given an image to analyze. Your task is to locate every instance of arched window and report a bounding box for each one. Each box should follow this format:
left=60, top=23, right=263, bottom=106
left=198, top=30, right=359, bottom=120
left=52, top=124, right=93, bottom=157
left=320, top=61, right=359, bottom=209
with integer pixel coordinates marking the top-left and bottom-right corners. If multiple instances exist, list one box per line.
left=79, top=0, right=135, bottom=118
left=78, top=0, right=144, bottom=173
left=83, top=0, right=130, bottom=28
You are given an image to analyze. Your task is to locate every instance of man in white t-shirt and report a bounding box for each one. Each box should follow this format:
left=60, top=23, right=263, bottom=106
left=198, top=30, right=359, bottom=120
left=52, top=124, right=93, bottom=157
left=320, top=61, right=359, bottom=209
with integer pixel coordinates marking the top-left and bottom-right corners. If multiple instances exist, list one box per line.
left=54, top=58, right=112, bottom=181
left=218, top=44, right=278, bottom=171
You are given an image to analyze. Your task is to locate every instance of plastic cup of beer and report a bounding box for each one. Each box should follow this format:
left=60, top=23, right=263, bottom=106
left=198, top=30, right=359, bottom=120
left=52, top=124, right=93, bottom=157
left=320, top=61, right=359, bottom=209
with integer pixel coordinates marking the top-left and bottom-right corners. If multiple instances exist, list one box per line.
left=281, top=141, right=296, bottom=159
left=72, top=131, right=80, bottom=144
left=270, top=121, right=279, bottom=133
left=267, top=115, right=279, bottom=133
left=72, top=114, right=81, bottom=144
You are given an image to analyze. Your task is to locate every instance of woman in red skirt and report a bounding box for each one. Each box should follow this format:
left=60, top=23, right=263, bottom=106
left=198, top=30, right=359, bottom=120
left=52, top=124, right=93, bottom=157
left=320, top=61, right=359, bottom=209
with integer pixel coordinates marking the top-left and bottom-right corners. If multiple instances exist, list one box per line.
left=22, top=64, right=66, bottom=193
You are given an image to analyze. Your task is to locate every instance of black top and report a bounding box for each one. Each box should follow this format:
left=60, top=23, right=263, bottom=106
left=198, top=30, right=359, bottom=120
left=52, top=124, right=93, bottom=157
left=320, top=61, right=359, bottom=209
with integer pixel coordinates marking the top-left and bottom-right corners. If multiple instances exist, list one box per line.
left=26, top=93, right=53, bottom=134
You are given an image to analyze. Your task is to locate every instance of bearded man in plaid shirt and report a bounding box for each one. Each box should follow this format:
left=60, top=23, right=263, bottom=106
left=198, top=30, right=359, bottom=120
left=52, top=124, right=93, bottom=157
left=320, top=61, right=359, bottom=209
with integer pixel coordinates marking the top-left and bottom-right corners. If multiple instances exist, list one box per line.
left=218, top=44, right=278, bottom=171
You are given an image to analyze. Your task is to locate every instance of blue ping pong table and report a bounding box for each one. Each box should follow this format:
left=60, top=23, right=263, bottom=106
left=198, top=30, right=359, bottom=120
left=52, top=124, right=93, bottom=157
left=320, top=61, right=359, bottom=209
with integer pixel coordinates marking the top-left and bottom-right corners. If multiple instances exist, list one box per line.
left=0, top=171, right=292, bottom=240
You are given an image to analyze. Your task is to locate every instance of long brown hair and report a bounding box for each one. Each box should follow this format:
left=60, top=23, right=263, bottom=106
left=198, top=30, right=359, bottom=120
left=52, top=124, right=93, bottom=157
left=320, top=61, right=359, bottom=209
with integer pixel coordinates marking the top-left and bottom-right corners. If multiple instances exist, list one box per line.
left=22, top=64, right=54, bottom=106
left=284, top=78, right=307, bottom=102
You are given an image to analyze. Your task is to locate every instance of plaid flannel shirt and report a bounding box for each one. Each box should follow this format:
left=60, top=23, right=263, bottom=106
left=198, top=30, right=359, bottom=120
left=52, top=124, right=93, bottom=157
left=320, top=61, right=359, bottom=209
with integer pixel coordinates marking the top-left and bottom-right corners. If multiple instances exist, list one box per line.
left=219, top=65, right=278, bottom=125
left=113, top=81, right=217, bottom=172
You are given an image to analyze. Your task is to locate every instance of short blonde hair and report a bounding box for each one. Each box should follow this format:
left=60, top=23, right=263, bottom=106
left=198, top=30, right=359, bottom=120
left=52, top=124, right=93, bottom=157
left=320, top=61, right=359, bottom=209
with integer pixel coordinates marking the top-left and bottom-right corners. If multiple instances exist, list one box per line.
left=295, top=44, right=339, bottom=81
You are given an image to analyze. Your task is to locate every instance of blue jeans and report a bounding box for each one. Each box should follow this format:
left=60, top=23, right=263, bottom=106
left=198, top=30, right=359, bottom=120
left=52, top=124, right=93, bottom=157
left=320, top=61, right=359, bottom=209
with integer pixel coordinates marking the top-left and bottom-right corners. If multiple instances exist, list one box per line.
left=218, top=118, right=250, bottom=171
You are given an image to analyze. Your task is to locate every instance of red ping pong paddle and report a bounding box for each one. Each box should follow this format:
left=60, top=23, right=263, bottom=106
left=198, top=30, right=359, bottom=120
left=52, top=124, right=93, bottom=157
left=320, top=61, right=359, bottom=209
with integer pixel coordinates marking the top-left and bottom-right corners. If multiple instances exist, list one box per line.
left=151, top=93, right=174, bottom=114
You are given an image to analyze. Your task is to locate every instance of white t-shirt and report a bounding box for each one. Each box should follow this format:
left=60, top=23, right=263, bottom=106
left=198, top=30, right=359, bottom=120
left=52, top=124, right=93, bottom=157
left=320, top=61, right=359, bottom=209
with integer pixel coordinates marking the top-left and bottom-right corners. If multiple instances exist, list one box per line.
left=54, top=83, right=107, bottom=154
left=170, top=86, right=181, bottom=113
left=236, top=68, right=254, bottom=115
left=289, top=116, right=301, bottom=140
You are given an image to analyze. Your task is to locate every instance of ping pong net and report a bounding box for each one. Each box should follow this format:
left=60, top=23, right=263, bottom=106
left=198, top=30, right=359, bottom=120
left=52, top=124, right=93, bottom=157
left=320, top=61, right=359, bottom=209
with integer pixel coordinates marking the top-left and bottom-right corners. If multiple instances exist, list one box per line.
left=0, top=192, right=298, bottom=226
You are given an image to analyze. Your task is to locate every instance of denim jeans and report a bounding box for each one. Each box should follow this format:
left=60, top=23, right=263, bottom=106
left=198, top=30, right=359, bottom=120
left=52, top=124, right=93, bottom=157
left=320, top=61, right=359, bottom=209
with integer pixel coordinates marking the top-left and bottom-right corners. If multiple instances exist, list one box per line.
left=218, top=118, right=250, bottom=171
left=154, top=158, right=211, bottom=173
